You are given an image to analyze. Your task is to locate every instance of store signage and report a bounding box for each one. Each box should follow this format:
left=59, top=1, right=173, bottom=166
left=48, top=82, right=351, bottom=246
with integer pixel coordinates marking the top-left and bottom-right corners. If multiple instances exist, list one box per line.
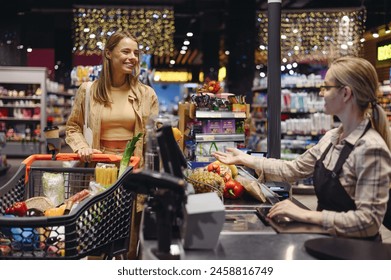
left=377, top=39, right=391, bottom=67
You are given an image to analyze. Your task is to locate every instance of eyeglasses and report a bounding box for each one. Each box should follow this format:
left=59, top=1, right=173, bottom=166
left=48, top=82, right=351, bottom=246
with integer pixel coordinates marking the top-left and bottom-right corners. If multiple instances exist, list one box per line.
left=319, top=85, right=344, bottom=92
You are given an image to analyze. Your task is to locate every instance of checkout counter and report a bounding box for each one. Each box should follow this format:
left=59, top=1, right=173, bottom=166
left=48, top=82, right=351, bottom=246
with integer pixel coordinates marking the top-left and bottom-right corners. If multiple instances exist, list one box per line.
left=131, top=167, right=327, bottom=260
left=122, top=125, right=391, bottom=260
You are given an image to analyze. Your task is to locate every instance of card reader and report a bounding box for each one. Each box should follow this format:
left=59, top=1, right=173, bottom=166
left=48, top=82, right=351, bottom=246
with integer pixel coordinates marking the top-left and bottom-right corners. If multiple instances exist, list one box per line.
left=263, top=181, right=292, bottom=200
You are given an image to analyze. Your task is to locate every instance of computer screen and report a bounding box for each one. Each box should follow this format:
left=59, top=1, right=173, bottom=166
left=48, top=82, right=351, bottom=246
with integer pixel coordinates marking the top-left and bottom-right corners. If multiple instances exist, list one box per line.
left=156, top=125, right=187, bottom=179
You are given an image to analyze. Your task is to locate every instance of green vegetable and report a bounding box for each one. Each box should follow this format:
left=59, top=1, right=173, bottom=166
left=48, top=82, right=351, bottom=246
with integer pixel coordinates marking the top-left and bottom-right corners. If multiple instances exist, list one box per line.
left=119, top=132, right=142, bottom=176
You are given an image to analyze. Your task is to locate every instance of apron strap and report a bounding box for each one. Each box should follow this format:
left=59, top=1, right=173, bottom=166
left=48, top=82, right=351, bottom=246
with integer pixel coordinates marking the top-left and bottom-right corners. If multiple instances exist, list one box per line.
left=331, top=122, right=372, bottom=178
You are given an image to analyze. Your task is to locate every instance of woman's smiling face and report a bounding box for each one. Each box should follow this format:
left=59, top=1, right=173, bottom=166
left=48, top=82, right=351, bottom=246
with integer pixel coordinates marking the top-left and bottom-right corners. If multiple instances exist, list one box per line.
left=107, top=37, right=139, bottom=76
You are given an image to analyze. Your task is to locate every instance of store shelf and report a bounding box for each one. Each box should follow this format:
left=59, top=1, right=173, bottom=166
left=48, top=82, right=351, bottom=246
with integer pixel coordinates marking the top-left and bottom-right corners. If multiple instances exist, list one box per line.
left=47, top=91, right=74, bottom=97
left=195, top=111, right=246, bottom=119
left=0, top=117, right=40, bottom=122
left=195, top=133, right=245, bottom=142
left=47, top=90, right=75, bottom=140
left=0, top=96, right=41, bottom=100
left=0, top=66, right=47, bottom=155
left=0, top=105, right=40, bottom=108
left=1, top=141, right=41, bottom=156
left=178, top=103, right=249, bottom=161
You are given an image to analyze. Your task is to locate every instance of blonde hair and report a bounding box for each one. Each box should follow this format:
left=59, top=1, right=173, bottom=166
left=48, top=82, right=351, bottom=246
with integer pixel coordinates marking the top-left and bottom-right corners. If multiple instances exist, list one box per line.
left=94, top=30, right=143, bottom=105
left=329, top=56, right=391, bottom=150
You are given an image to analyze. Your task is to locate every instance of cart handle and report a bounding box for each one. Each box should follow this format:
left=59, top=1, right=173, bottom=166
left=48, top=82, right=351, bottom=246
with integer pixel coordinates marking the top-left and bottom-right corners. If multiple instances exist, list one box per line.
left=22, top=153, right=140, bottom=183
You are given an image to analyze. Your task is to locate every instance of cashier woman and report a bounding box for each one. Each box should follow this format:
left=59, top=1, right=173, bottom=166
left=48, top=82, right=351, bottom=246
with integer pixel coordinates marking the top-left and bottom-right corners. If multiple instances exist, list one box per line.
left=214, top=57, right=391, bottom=241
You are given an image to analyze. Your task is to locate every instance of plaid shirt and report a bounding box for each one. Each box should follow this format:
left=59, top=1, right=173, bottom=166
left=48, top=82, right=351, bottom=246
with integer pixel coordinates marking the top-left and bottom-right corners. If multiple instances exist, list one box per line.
left=65, top=81, right=159, bottom=168
left=255, top=119, right=391, bottom=238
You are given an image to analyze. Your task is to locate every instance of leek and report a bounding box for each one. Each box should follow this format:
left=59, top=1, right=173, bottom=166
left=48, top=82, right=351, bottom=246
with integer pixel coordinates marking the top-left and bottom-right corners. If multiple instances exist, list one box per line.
left=119, top=132, right=142, bottom=176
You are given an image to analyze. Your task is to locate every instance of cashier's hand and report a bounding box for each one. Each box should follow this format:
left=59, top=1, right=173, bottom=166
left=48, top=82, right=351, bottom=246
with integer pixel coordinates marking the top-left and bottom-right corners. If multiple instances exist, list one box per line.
left=267, top=199, right=316, bottom=224
left=213, top=148, right=247, bottom=165
left=77, top=147, right=102, bottom=162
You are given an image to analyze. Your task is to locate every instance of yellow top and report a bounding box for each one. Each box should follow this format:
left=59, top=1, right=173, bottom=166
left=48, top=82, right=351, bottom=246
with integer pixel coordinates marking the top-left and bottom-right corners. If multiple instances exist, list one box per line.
left=100, top=85, right=135, bottom=140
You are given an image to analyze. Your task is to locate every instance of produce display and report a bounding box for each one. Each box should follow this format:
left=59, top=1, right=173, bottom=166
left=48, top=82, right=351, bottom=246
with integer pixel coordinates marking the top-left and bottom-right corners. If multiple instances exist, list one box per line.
left=187, top=160, right=267, bottom=202
left=187, top=169, right=225, bottom=194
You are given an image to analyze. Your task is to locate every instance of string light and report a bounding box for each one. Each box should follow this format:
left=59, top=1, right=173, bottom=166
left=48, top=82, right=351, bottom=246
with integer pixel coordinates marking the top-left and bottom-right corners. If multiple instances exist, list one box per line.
left=385, top=24, right=390, bottom=34
left=73, top=7, right=175, bottom=57
left=257, top=8, right=367, bottom=63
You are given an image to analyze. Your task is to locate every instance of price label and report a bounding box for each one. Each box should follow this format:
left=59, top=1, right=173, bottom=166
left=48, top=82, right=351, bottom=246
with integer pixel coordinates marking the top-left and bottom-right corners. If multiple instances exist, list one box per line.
left=234, top=113, right=245, bottom=118
left=203, top=135, right=215, bottom=141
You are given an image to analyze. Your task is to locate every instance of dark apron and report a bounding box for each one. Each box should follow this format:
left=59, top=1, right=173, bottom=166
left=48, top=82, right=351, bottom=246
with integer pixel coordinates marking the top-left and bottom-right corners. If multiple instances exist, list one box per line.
left=313, top=123, right=381, bottom=241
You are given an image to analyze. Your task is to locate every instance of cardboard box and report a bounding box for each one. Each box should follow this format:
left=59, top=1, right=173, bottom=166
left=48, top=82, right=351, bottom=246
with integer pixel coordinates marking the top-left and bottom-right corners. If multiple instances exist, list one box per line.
left=203, top=120, right=222, bottom=134
left=221, top=119, right=235, bottom=134
left=232, top=104, right=247, bottom=112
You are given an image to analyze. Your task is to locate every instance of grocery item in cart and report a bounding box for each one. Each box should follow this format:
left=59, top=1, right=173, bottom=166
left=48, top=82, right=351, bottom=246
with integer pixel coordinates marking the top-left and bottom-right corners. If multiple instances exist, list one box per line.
left=0, top=214, right=40, bottom=251
left=42, top=172, right=65, bottom=206
left=25, top=197, right=54, bottom=213
left=0, top=153, right=140, bottom=259
left=95, top=163, right=118, bottom=187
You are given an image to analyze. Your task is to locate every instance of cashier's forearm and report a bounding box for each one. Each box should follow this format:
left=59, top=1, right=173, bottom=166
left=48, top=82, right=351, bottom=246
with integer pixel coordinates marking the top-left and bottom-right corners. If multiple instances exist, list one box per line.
left=269, top=199, right=323, bottom=225
left=297, top=209, right=323, bottom=225
left=239, top=153, right=262, bottom=170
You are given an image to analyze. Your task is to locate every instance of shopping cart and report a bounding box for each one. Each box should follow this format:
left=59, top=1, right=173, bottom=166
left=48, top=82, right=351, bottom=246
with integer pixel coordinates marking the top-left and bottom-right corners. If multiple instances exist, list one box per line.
left=0, top=153, right=140, bottom=259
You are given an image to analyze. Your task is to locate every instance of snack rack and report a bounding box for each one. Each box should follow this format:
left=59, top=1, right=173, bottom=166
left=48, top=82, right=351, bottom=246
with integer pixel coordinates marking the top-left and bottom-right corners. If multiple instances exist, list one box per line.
left=0, top=153, right=139, bottom=259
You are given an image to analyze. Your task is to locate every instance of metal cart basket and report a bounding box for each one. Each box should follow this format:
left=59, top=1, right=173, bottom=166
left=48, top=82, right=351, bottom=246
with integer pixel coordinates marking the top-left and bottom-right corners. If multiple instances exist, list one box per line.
left=0, top=153, right=140, bottom=259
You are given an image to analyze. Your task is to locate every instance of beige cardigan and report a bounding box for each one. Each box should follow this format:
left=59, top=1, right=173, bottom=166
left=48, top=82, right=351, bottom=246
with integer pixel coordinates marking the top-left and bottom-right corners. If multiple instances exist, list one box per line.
left=65, top=80, right=159, bottom=167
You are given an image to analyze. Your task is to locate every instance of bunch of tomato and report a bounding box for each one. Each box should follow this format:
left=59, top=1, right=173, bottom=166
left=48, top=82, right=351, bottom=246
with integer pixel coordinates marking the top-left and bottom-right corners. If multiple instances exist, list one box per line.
left=206, top=161, right=245, bottom=199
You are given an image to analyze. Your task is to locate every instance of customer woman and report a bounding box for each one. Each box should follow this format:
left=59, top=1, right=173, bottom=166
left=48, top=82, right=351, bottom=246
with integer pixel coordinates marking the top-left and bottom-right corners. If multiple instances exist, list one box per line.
left=66, top=30, right=159, bottom=258
left=214, top=56, right=391, bottom=241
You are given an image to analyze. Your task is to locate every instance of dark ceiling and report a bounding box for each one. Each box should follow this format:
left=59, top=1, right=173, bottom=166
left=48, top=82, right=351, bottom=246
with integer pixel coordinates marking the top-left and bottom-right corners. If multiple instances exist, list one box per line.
left=1, top=0, right=390, bottom=72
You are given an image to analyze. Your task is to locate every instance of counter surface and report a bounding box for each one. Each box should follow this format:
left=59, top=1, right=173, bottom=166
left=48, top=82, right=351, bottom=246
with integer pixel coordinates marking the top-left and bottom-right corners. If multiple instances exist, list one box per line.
left=141, top=233, right=324, bottom=260
left=140, top=195, right=329, bottom=260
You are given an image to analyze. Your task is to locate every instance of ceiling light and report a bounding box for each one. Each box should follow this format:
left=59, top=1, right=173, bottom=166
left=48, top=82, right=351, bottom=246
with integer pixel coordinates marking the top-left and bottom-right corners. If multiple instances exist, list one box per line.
left=372, top=30, right=379, bottom=38
left=385, top=25, right=391, bottom=34
left=73, top=7, right=175, bottom=56
left=257, top=8, right=366, bottom=63
left=186, top=32, right=193, bottom=37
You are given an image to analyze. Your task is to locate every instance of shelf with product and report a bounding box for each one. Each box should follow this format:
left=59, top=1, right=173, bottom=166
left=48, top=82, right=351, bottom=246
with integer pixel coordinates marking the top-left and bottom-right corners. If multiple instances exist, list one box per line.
left=178, top=102, right=250, bottom=164
left=46, top=90, right=75, bottom=138
left=378, top=83, right=391, bottom=124
left=251, top=76, right=331, bottom=193
left=0, top=66, right=48, bottom=156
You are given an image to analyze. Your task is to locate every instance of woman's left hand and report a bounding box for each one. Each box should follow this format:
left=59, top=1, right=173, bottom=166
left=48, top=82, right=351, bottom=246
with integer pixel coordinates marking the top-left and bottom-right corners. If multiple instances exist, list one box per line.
left=77, top=147, right=103, bottom=162
left=267, top=199, right=307, bottom=222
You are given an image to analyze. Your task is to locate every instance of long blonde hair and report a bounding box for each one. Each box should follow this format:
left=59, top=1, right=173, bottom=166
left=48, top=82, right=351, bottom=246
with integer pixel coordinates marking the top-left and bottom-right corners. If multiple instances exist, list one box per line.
left=329, top=56, right=391, bottom=150
left=94, top=30, right=142, bottom=105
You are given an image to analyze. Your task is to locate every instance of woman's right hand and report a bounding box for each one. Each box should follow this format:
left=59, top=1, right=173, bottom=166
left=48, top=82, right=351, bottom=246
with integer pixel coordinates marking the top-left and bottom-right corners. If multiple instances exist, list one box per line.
left=77, top=147, right=103, bottom=162
left=212, top=148, right=247, bottom=165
